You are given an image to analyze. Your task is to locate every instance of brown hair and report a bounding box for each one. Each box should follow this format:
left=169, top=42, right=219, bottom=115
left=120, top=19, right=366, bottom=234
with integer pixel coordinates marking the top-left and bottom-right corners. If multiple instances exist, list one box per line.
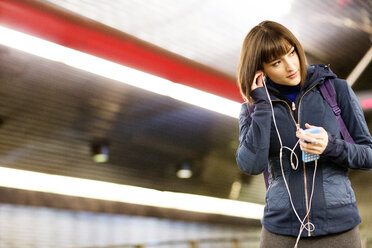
left=237, top=21, right=307, bottom=104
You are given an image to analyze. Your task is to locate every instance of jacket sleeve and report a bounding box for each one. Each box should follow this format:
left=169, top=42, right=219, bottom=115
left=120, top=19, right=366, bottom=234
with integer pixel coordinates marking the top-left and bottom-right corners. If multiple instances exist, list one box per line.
left=236, top=87, right=272, bottom=175
left=322, top=79, right=372, bottom=170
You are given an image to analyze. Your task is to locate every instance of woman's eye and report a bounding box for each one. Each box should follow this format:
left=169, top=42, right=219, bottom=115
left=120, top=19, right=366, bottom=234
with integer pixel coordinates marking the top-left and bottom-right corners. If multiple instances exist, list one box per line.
left=272, top=61, right=280, bottom=67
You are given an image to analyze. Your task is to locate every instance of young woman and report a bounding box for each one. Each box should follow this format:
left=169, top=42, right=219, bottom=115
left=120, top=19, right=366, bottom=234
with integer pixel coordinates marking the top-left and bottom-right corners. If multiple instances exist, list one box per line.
left=236, top=20, right=372, bottom=248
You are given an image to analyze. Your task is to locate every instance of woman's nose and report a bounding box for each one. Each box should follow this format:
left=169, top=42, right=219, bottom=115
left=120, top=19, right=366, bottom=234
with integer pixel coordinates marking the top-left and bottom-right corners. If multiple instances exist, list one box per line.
left=286, top=59, right=296, bottom=71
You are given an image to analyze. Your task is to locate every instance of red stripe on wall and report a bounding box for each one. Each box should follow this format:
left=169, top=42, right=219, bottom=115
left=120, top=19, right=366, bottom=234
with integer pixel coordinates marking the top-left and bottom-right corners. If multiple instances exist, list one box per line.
left=0, top=0, right=243, bottom=102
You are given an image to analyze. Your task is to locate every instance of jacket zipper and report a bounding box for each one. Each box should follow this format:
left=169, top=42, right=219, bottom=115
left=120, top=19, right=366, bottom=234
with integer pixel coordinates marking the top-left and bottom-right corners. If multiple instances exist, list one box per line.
left=297, top=82, right=321, bottom=129
left=272, top=81, right=322, bottom=237
left=270, top=80, right=321, bottom=130
left=272, top=100, right=298, bottom=128
left=297, top=81, right=321, bottom=237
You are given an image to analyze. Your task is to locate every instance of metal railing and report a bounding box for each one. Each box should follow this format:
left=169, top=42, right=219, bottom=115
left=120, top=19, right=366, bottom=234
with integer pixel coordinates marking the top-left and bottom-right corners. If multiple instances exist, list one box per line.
left=73, top=235, right=372, bottom=248
left=74, top=236, right=260, bottom=248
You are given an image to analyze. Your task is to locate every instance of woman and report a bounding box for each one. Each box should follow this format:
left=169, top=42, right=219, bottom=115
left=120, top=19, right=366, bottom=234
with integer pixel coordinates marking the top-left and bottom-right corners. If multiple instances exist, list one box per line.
left=236, top=20, right=372, bottom=248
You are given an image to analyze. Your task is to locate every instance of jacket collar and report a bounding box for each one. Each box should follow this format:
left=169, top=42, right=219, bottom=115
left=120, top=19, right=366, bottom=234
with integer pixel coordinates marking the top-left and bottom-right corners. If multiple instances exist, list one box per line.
left=265, top=64, right=338, bottom=101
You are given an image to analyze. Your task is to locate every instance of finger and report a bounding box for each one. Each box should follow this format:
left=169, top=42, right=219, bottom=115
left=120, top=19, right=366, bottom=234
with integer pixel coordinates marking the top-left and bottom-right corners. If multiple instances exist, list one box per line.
left=300, top=143, right=322, bottom=154
left=311, top=132, right=324, bottom=138
left=296, top=130, right=315, bottom=143
left=305, top=123, right=323, bottom=131
left=300, top=139, right=321, bottom=149
left=310, top=139, right=318, bottom=145
left=306, top=131, right=327, bottom=145
left=303, top=148, right=321, bottom=155
left=251, top=72, right=261, bottom=91
left=300, top=140, right=312, bottom=149
left=253, top=71, right=263, bottom=87
left=256, top=72, right=264, bottom=87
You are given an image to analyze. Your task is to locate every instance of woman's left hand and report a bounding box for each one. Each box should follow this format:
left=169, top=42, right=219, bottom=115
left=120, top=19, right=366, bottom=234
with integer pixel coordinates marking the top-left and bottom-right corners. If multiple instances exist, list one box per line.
left=296, top=123, right=329, bottom=155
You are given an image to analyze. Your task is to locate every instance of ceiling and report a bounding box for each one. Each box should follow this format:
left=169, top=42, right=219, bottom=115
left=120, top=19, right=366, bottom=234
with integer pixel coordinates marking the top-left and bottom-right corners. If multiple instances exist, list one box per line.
left=0, top=0, right=371, bottom=213
left=41, top=0, right=372, bottom=87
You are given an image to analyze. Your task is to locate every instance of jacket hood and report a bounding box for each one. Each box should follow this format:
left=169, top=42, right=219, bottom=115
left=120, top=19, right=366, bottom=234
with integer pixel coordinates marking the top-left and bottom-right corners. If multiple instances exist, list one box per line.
left=304, top=64, right=337, bottom=88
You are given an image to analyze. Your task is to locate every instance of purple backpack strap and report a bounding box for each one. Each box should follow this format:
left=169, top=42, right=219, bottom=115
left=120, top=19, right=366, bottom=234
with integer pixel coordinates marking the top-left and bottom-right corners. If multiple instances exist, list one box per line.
left=246, top=103, right=270, bottom=189
left=318, top=79, right=355, bottom=144
left=263, top=167, right=269, bottom=189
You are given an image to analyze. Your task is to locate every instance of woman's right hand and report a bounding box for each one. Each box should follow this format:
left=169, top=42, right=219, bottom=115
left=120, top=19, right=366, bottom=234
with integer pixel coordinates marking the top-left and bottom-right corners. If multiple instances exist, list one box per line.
left=251, top=71, right=264, bottom=91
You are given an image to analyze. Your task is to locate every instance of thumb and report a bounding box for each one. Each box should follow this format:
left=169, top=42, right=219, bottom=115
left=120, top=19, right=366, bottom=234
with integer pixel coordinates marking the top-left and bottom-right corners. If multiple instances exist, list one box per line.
left=305, top=123, right=315, bottom=129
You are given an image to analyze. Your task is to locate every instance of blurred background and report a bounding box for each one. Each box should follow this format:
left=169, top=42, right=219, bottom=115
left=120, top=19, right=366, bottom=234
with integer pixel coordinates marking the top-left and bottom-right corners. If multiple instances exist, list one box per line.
left=0, top=0, right=371, bottom=247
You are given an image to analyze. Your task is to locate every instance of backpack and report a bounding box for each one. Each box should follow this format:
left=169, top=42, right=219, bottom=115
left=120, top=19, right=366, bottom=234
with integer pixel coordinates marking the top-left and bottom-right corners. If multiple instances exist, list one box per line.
left=246, top=79, right=355, bottom=189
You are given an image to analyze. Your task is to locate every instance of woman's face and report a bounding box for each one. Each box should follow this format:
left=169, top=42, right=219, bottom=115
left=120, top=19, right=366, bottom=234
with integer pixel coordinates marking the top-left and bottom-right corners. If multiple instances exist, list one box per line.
left=262, top=46, right=301, bottom=86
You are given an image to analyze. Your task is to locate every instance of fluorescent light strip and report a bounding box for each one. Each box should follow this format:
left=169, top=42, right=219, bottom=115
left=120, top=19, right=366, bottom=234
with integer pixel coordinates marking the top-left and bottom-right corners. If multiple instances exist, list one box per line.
left=0, top=26, right=262, bottom=219
left=0, top=167, right=264, bottom=219
left=0, top=26, right=240, bottom=118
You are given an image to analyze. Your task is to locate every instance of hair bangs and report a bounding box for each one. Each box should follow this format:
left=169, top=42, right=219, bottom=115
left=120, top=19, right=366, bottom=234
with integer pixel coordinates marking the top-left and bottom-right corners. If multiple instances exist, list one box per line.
left=260, top=36, right=293, bottom=64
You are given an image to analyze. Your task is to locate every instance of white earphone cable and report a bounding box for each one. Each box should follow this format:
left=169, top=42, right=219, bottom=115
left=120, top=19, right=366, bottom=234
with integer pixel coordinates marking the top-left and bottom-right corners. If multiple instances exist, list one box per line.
left=262, top=79, right=317, bottom=248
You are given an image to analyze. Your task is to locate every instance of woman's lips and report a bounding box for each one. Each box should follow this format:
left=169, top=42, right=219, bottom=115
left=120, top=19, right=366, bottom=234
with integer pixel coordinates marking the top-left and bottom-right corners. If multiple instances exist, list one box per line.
left=288, top=71, right=298, bottom=79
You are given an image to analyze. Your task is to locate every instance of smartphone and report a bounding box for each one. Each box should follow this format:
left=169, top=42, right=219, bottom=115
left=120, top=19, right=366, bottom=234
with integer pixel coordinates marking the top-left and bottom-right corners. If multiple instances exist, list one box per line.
left=302, top=127, right=320, bottom=163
